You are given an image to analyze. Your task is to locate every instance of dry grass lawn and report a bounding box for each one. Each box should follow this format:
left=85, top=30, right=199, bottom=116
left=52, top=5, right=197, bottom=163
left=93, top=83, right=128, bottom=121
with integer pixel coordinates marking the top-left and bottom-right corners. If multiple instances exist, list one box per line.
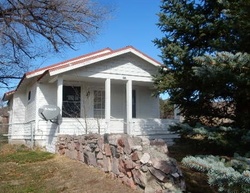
left=0, top=144, right=141, bottom=193
left=0, top=136, right=217, bottom=193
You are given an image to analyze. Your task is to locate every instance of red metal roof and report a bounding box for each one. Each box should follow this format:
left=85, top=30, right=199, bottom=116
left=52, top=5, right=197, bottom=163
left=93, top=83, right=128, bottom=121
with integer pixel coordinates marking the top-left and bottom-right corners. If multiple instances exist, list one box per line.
left=2, top=90, right=15, bottom=101
left=26, top=47, right=112, bottom=77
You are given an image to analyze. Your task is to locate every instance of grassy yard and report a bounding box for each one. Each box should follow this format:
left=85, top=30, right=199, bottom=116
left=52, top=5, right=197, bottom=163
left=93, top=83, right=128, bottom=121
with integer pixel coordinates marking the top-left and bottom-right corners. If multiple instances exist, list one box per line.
left=0, top=136, right=218, bottom=193
left=0, top=143, right=141, bottom=193
left=0, top=134, right=8, bottom=147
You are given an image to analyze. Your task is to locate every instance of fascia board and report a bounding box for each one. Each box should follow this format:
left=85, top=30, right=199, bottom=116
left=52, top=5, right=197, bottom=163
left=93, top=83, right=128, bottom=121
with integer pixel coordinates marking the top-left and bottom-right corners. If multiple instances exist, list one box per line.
left=48, top=48, right=162, bottom=76
left=26, top=48, right=112, bottom=79
left=48, top=49, right=130, bottom=76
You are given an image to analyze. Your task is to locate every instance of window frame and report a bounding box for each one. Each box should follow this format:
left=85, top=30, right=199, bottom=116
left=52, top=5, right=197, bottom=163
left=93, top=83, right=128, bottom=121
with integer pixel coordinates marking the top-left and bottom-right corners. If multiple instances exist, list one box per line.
left=28, top=90, right=31, bottom=101
left=62, top=86, right=81, bottom=118
left=93, top=90, right=105, bottom=119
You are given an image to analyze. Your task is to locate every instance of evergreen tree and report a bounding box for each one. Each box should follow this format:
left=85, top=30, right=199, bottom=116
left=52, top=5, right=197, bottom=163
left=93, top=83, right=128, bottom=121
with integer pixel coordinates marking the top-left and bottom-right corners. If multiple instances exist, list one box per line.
left=193, top=52, right=250, bottom=129
left=182, top=155, right=250, bottom=192
left=154, top=0, right=250, bottom=129
left=160, top=99, right=174, bottom=119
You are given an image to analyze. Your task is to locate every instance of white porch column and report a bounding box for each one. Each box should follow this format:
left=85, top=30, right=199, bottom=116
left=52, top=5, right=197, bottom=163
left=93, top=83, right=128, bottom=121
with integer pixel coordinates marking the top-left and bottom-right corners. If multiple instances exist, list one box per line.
left=126, top=79, right=132, bottom=135
left=105, top=78, right=111, bottom=133
left=57, top=76, right=63, bottom=115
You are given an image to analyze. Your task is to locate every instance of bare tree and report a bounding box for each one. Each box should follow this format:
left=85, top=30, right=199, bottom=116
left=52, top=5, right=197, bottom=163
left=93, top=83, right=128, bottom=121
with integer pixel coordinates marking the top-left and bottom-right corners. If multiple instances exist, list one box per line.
left=0, top=0, right=110, bottom=87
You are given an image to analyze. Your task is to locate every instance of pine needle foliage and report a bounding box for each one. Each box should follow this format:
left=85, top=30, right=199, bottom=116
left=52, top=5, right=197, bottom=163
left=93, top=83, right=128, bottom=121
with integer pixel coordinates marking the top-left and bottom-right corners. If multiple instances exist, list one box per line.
left=154, top=0, right=250, bottom=129
left=192, top=52, right=250, bottom=129
left=155, top=1, right=250, bottom=190
left=170, top=123, right=250, bottom=155
left=182, top=155, right=250, bottom=192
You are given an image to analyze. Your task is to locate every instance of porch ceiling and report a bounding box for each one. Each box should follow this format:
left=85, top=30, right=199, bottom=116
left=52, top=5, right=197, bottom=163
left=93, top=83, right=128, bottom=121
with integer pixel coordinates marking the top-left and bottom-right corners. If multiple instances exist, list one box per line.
left=61, top=75, right=154, bottom=88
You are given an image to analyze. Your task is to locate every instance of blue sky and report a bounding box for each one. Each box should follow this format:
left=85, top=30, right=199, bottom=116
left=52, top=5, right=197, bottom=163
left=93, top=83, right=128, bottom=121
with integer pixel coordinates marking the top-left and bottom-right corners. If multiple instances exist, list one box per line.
left=2, top=0, right=166, bottom=98
left=37, top=0, right=163, bottom=68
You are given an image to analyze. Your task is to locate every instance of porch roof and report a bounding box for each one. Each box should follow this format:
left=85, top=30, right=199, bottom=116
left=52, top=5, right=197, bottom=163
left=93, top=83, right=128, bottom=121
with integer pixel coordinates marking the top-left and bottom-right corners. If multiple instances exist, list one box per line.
left=2, top=46, right=163, bottom=101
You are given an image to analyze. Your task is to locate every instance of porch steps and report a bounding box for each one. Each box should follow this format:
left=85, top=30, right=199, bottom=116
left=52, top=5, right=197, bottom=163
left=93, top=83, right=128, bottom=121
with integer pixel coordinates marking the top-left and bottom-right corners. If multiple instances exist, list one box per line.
left=137, top=133, right=180, bottom=146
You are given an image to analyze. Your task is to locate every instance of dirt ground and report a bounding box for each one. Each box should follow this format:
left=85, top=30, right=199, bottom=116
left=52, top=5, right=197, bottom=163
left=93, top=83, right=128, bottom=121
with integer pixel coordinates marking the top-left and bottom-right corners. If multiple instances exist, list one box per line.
left=0, top=155, right=142, bottom=193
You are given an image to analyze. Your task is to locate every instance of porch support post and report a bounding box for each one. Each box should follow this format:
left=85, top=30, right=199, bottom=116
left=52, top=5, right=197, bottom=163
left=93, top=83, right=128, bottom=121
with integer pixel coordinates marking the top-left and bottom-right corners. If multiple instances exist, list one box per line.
left=57, top=76, right=63, bottom=116
left=105, top=78, right=111, bottom=133
left=126, top=79, right=132, bottom=135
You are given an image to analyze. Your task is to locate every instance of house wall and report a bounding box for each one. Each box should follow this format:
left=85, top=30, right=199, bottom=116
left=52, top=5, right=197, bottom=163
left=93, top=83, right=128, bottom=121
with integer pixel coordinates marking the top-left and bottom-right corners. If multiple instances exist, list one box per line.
left=8, top=91, right=28, bottom=144
left=63, top=53, right=158, bottom=81
left=110, top=84, right=159, bottom=119
left=96, top=53, right=158, bottom=77
left=37, top=83, right=57, bottom=107
left=111, top=84, right=126, bottom=119
left=12, top=92, right=26, bottom=123
left=74, top=82, right=159, bottom=119
left=135, top=86, right=160, bottom=118
left=7, top=99, right=13, bottom=131
left=25, top=82, right=37, bottom=122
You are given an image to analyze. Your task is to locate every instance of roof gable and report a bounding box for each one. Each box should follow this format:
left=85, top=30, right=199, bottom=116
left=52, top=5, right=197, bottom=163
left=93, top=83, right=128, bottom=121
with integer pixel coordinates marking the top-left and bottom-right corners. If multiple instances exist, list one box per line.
left=46, top=46, right=162, bottom=77
left=64, top=52, right=159, bottom=79
left=26, top=46, right=161, bottom=79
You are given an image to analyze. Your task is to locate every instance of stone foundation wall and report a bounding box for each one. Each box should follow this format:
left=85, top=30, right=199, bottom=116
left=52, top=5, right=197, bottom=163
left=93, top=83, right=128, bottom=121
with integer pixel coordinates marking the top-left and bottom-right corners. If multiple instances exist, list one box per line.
left=56, top=134, right=185, bottom=193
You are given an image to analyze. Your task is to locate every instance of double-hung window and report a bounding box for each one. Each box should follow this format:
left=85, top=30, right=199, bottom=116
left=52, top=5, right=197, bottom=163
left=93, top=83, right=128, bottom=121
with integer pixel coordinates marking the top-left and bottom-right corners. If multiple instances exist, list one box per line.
left=94, top=90, right=105, bottom=118
left=62, top=86, right=81, bottom=117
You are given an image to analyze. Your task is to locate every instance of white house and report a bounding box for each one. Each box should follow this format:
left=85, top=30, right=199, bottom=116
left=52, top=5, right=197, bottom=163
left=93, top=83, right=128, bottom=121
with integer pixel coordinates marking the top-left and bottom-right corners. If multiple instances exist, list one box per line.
left=3, top=46, right=178, bottom=152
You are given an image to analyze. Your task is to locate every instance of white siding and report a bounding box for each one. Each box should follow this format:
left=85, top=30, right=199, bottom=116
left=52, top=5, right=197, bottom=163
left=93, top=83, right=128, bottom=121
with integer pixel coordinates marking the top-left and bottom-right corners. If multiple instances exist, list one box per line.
left=111, top=84, right=126, bottom=119
left=9, top=91, right=29, bottom=143
left=64, top=54, right=158, bottom=81
left=25, top=83, right=37, bottom=122
left=131, top=118, right=180, bottom=145
left=8, top=99, right=13, bottom=133
left=12, top=92, right=26, bottom=123
left=135, top=86, right=160, bottom=118
left=37, top=83, right=57, bottom=107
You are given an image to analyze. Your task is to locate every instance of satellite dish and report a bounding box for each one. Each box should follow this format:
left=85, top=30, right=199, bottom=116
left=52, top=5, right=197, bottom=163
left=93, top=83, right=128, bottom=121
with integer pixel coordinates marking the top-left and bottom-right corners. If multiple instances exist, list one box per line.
left=38, top=105, right=60, bottom=122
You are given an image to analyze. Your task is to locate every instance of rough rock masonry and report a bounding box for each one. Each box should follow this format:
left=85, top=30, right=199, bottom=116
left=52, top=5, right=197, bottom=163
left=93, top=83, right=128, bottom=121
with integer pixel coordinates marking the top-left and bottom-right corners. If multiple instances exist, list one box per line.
left=56, top=134, right=186, bottom=193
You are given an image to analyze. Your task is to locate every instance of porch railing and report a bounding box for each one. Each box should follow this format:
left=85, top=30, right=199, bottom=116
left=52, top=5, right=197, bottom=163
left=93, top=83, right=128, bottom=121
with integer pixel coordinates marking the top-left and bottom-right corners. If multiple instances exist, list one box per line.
left=131, top=118, right=179, bottom=145
left=4, top=117, right=179, bottom=151
left=4, top=121, right=35, bottom=149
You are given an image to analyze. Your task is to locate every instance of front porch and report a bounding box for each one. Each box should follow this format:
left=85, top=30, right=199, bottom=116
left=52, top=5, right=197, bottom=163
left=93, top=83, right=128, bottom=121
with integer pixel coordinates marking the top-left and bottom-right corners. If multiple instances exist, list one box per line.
left=55, top=75, right=164, bottom=135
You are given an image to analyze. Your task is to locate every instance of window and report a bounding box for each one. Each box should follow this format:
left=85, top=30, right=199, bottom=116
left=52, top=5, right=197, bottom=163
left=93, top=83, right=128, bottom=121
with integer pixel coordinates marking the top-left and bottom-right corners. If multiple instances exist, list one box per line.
left=94, top=90, right=105, bottom=118
left=132, top=90, right=136, bottom=118
left=28, top=91, right=31, bottom=101
left=62, top=86, right=81, bottom=117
